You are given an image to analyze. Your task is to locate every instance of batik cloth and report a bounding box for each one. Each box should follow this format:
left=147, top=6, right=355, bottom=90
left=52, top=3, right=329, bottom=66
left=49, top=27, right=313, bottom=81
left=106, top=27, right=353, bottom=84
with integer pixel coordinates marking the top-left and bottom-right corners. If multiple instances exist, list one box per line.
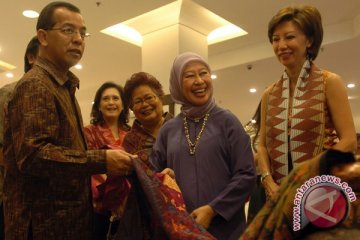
left=241, top=150, right=358, bottom=240
left=114, top=157, right=216, bottom=240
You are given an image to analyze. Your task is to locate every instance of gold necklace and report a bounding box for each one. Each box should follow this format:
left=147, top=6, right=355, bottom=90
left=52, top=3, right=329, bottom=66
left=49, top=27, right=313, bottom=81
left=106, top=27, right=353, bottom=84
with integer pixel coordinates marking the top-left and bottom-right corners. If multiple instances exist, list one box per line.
left=183, top=113, right=209, bottom=155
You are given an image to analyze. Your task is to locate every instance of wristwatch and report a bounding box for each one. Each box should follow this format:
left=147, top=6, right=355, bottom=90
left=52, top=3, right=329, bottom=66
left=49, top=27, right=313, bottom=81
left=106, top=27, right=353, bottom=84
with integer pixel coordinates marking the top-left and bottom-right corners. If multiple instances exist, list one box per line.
left=260, top=171, right=271, bottom=184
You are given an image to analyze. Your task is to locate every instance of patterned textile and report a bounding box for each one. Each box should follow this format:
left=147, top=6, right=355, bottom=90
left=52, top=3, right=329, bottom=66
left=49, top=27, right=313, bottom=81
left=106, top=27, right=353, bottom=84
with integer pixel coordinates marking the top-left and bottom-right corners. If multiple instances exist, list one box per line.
left=3, top=57, right=107, bottom=239
left=122, top=112, right=173, bottom=161
left=114, top=157, right=216, bottom=240
left=0, top=81, right=17, bottom=205
left=241, top=150, right=357, bottom=240
left=266, top=61, right=338, bottom=183
left=84, top=123, right=128, bottom=213
left=98, top=113, right=173, bottom=238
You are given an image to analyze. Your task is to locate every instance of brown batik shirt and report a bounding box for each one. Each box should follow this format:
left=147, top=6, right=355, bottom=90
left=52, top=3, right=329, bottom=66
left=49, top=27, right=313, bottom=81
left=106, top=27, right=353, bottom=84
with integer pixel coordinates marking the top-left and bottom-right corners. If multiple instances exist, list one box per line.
left=3, top=57, right=107, bottom=240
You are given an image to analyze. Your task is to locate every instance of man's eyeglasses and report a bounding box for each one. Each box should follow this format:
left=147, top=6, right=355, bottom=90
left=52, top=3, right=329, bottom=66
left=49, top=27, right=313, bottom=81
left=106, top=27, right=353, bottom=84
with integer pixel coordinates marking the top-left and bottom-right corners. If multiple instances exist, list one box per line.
left=47, top=26, right=90, bottom=39
left=132, top=94, right=157, bottom=107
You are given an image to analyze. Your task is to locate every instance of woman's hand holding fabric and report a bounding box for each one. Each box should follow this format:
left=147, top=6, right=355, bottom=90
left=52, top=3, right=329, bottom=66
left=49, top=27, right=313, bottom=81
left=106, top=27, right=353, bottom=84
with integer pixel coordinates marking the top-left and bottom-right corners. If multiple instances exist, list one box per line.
left=263, top=177, right=280, bottom=201
left=190, top=205, right=216, bottom=229
left=161, top=167, right=176, bottom=179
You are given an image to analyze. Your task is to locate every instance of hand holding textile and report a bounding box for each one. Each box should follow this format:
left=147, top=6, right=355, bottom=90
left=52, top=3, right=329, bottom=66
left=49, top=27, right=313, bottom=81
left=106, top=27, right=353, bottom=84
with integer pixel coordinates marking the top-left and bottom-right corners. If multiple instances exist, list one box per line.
left=105, top=149, right=137, bottom=175
left=190, top=205, right=216, bottom=229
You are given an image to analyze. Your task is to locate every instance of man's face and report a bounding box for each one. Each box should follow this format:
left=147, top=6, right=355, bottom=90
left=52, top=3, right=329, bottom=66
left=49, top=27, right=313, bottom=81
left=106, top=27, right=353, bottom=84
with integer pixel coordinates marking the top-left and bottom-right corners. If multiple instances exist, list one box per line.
left=43, top=7, right=86, bottom=71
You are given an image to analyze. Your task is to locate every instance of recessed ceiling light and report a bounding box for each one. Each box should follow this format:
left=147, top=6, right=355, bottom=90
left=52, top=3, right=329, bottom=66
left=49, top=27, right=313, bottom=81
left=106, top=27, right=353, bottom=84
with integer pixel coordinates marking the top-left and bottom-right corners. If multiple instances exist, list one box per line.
left=211, top=74, right=217, bottom=80
left=22, top=10, right=39, bottom=18
left=101, top=0, right=247, bottom=47
left=208, top=24, right=247, bottom=45
left=249, top=88, right=257, bottom=93
left=6, top=72, right=14, bottom=78
left=347, top=83, right=355, bottom=88
left=251, top=119, right=256, bottom=123
left=74, top=64, right=82, bottom=69
left=101, top=24, right=142, bottom=47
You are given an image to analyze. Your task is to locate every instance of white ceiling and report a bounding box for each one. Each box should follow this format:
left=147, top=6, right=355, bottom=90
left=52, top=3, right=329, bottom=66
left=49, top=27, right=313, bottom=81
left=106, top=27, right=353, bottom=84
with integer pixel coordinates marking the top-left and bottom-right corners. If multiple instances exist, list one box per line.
left=1, top=0, right=359, bottom=131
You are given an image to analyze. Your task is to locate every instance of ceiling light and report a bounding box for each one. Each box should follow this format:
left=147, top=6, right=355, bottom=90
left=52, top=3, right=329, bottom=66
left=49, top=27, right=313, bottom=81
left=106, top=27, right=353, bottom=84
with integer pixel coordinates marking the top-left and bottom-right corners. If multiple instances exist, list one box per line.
left=74, top=64, right=82, bottom=69
left=102, top=0, right=247, bottom=46
left=251, top=119, right=256, bottom=123
left=101, top=24, right=142, bottom=47
left=249, top=88, right=257, bottom=93
left=22, top=10, right=39, bottom=18
left=208, top=24, right=247, bottom=45
left=0, top=60, right=16, bottom=73
left=211, top=74, right=217, bottom=80
left=5, top=72, right=14, bottom=78
left=347, top=83, right=355, bottom=88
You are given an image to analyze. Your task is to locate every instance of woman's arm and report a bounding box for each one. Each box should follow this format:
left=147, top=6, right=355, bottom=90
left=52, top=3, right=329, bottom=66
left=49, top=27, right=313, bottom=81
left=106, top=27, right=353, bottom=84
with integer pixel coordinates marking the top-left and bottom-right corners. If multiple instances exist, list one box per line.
left=325, top=73, right=357, bottom=152
left=257, top=87, right=280, bottom=200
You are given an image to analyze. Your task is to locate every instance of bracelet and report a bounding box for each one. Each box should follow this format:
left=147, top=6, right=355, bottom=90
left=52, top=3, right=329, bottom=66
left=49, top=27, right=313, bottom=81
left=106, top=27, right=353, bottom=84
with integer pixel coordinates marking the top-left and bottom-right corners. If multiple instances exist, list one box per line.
left=260, top=171, right=271, bottom=184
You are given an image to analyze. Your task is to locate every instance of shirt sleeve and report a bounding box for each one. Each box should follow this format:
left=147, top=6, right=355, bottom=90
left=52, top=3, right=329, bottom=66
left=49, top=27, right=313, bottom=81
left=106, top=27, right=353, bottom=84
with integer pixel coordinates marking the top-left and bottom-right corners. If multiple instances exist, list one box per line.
left=209, top=113, right=256, bottom=221
left=7, top=79, right=106, bottom=178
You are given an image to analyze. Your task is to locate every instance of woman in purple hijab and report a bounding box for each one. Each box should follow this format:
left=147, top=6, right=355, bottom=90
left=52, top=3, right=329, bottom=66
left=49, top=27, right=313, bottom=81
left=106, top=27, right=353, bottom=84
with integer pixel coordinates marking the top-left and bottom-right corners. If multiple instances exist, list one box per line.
left=150, top=52, right=256, bottom=240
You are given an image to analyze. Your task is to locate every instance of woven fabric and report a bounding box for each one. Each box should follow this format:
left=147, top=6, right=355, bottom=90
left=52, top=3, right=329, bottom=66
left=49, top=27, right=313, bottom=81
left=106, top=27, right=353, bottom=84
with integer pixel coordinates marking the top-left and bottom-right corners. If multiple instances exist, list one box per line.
left=265, top=61, right=338, bottom=183
left=241, top=150, right=358, bottom=240
left=129, top=158, right=216, bottom=240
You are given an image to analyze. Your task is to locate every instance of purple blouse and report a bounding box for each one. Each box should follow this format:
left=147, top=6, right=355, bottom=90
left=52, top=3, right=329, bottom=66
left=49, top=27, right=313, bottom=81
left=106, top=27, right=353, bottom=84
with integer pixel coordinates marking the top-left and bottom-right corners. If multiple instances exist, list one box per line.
left=150, top=106, right=256, bottom=240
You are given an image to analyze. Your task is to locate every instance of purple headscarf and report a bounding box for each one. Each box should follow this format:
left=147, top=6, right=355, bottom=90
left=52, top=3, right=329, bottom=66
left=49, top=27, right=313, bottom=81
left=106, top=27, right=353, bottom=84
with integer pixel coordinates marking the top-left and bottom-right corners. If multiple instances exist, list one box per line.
left=169, top=52, right=216, bottom=118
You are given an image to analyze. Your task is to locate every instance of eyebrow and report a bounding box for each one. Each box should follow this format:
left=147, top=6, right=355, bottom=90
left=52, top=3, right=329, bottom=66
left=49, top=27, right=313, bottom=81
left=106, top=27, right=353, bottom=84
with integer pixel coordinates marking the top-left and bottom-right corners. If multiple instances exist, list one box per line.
left=133, top=94, right=153, bottom=99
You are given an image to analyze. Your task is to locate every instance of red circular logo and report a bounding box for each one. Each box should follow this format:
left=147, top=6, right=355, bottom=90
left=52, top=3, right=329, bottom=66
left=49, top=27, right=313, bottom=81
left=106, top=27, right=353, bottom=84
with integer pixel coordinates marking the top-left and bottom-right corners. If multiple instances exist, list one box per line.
left=304, top=185, right=347, bottom=228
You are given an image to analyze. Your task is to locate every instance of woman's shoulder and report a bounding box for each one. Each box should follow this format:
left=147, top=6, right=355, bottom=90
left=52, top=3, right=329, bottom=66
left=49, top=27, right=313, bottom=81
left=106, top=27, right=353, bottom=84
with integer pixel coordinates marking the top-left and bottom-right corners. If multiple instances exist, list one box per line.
left=211, top=106, right=244, bottom=126
left=212, top=106, right=236, bottom=118
left=322, top=69, right=342, bottom=82
left=161, top=114, right=182, bottom=129
left=320, top=69, right=345, bottom=91
left=84, top=124, right=97, bottom=131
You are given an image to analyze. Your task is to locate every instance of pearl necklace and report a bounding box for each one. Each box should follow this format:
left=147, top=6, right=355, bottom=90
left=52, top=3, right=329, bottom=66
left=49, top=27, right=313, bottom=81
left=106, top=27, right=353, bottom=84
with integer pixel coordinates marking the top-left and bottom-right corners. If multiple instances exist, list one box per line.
left=183, top=113, right=209, bottom=155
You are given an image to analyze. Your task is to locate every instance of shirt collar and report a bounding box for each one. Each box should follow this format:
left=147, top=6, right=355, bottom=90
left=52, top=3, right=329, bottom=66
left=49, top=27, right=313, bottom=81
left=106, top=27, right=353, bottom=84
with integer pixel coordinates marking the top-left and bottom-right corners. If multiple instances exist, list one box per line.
left=35, top=57, right=80, bottom=90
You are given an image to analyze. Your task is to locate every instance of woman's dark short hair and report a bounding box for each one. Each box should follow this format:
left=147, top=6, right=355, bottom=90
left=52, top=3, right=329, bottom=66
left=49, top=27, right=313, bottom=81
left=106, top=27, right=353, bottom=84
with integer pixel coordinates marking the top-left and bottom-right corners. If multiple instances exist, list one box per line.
left=36, top=1, right=81, bottom=30
left=90, top=82, right=129, bottom=129
left=124, top=72, right=164, bottom=108
left=268, top=5, right=323, bottom=61
left=24, top=36, right=40, bottom=73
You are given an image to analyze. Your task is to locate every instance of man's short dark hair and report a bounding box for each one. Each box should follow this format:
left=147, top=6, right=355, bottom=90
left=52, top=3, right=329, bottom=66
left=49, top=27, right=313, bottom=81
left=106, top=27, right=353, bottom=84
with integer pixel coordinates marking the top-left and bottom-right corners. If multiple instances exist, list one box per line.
left=24, top=36, right=40, bottom=73
left=36, top=1, right=81, bottom=31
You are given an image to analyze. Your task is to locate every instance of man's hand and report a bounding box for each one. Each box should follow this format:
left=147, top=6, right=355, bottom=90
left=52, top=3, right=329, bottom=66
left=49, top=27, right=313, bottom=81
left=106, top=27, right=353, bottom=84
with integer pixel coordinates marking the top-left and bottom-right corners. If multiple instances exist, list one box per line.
left=190, top=205, right=216, bottom=229
left=105, top=149, right=137, bottom=176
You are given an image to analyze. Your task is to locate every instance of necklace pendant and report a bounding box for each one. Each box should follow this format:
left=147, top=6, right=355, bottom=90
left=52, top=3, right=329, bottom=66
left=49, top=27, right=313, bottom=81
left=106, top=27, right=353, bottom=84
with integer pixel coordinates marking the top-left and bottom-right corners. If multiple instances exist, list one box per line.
left=189, top=150, right=195, bottom=155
